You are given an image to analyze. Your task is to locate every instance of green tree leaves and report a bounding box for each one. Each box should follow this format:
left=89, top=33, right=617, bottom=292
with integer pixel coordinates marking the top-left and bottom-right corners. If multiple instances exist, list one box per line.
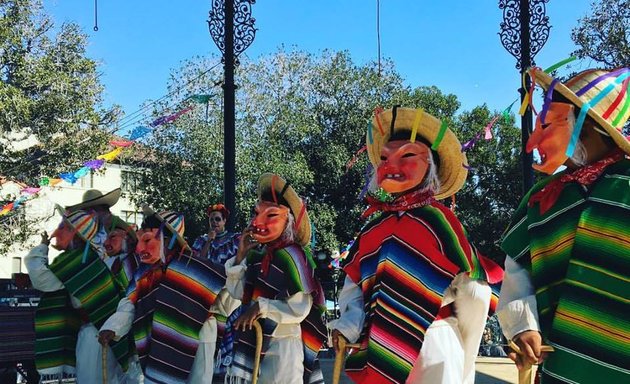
left=571, top=0, right=630, bottom=68
left=136, top=49, right=522, bottom=262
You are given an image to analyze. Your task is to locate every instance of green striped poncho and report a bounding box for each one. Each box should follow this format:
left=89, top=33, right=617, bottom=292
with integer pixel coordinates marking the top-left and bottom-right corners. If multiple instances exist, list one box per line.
left=502, top=159, right=630, bottom=383
left=34, top=247, right=132, bottom=373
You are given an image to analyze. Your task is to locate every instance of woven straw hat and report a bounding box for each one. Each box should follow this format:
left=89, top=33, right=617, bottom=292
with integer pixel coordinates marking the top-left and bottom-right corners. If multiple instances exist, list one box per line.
left=366, top=107, right=468, bottom=199
left=141, top=205, right=189, bottom=250
left=530, top=67, right=630, bottom=155
left=257, top=173, right=311, bottom=246
left=66, top=188, right=121, bottom=212
left=54, top=204, right=98, bottom=245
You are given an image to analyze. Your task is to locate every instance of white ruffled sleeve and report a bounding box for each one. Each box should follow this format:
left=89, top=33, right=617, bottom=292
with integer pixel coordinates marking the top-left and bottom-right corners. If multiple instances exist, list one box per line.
left=224, top=256, right=248, bottom=300
left=24, top=244, right=65, bottom=292
left=496, top=256, right=540, bottom=340
left=327, top=276, right=365, bottom=343
left=100, top=297, right=136, bottom=340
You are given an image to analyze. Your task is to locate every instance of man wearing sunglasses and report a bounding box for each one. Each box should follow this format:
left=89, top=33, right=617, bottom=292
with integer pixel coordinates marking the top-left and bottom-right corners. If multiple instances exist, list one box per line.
left=192, top=203, right=241, bottom=265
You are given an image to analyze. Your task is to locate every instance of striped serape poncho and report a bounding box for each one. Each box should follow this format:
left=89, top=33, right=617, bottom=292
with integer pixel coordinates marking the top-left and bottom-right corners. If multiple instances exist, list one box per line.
left=34, top=247, right=131, bottom=372
left=342, top=201, right=502, bottom=383
left=128, top=254, right=227, bottom=383
left=110, top=251, right=140, bottom=294
left=227, top=243, right=328, bottom=384
left=502, top=158, right=630, bottom=383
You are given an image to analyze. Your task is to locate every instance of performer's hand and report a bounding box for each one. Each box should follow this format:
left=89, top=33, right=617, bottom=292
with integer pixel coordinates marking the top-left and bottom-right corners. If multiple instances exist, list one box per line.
left=235, top=228, right=258, bottom=264
left=207, top=229, right=217, bottom=241
left=331, top=329, right=348, bottom=354
left=509, top=330, right=544, bottom=370
left=234, top=302, right=261, bottom=332
left=98, top=330, right=115, bottom=346
left=40, top=231, right=50, bottom=246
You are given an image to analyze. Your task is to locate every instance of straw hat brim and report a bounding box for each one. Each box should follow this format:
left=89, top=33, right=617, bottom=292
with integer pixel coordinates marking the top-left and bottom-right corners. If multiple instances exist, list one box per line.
left=66, top=188, right=121, bottom=212
left=141, top=205, right=190, bottom=251
left=257, top=173, right=311, bottom=246
left=531, top=70, right=630, bottom=155
left=367, top=108, right=468, bottom=199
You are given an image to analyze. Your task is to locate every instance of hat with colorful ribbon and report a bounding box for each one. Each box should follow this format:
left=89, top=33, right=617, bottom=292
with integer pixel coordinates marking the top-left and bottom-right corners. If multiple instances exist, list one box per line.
left=257, top=173, right=311, bottom=246
left=366, top=107, right=468, bottom=200
left=54, top=204, right=100, bottom=262
left=529, top=67, right=630, bottom=156
left=55, top=204, right=98, bottom=244
left=141, top=204, right=189, bottom=251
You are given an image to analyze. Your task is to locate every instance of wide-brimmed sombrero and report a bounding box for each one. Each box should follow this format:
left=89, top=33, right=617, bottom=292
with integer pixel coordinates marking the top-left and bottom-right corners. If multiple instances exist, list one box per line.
left=366, top=107, right=468, bottom=199
left=529, top=67, right=630, bottom=155
left=66, top=188, right=121, bottom=212
left=257, top=173, right=311, bottom=246
left=141, top=204, right=189, bottom=250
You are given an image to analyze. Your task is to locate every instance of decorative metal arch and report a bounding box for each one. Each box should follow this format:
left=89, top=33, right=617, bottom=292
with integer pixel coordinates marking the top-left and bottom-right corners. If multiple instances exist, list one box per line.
left=208, top=0, right=257, bottom=65
left=499, top=0, right=550, bottom=69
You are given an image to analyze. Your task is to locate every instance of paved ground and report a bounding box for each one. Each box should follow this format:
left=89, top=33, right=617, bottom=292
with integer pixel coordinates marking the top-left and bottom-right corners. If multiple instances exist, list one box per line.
left=320, top=357, right=520, bottom=384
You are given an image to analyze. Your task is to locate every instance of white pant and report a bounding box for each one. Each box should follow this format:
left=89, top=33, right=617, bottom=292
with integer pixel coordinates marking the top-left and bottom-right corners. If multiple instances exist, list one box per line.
left=187, top=317, right=218, bottom=384
left=406, top=273, right=491, bottom=384
left=258, top=336, right=304, bottom=384
left=76, top=323, right=126, bottom=384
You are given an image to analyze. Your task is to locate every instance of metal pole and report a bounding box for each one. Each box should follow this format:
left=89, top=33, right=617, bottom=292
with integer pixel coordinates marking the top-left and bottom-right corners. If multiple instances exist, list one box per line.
left=499, top=0, right=549, bottom=197
left=519, top=0, right=534, bottom=194
left=223, top=0, right=236, bottom=231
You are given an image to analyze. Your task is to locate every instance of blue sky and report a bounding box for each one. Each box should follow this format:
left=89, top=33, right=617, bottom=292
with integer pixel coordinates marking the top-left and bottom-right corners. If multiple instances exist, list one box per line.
left=45, top=1, right=595, bottom=120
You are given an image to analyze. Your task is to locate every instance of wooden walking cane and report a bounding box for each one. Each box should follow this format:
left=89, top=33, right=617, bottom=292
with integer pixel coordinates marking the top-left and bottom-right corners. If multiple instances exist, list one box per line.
left=332, top=336, right=361, bottom=384
left=251, top=320, right=263, bottom=384
left=102, top=344, right=108, bottom=384
left=509, top=340, right=554, bottom=384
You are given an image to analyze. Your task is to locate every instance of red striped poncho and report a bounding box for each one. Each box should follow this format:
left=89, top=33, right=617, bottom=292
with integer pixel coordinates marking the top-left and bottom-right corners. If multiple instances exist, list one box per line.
left=343, top=201, right=502, bottom=383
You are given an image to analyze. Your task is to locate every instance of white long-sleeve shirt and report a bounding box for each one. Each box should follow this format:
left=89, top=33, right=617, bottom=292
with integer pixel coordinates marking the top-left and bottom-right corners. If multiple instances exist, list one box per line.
left=25, top=244, right=82, bottom=308
left=326, top=276, right=365, bottom=343
left=224, top=256, right=312, bottom=338
left=496, top=256, right=540, bottom=340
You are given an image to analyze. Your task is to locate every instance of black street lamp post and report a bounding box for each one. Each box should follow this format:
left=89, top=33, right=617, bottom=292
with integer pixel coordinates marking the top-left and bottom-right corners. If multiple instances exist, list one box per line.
left=208, top=0, right=256, bottom=230
left=499, top=0, right=550, bottom=196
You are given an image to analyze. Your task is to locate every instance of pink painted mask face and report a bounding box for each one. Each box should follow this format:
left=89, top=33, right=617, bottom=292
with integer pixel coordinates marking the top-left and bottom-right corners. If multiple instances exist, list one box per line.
left=250, top=201, right=289, bottom=244
left=50, top=222, right=76, bottom=251
left=526, top=102, right=575, bottom=175
left=377, top=140, right=431, bottom=193
left=104, top=228, right=128, bottom=256
left=135, top=228, right=162, bottom=264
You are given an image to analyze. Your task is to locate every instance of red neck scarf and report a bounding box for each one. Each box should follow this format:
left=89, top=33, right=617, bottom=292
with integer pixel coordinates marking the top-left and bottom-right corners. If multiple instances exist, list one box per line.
left=362, top=189, right=435, bottom=219
left=260, top=238, right=293, bottom=277
left=529, top=149, right=625, bottom=215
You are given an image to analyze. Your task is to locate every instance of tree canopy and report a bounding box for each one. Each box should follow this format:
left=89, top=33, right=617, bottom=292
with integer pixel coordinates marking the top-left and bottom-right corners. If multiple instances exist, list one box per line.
left=571, top=0, right=630, bottom=68
left=132, top=49, right=522, bottom=263
left=0, top=0, right=113, bottom=254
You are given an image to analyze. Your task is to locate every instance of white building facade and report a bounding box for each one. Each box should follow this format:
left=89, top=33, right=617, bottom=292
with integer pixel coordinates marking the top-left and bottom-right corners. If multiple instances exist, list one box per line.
left=0, top=163, right=143, bottom=278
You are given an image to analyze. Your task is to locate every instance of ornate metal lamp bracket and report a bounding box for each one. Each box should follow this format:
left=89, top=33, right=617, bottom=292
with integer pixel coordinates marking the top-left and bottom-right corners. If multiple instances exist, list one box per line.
left=499, top=0, right=550, bottom=69
left=208, top=0, right=257, bottom=65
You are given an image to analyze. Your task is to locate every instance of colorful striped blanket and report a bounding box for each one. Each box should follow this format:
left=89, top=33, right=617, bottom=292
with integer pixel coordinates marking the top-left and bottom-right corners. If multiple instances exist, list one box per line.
left=128, top=255, right=227, bottom=383
left=227, top=244, right=327, bottom=384
left=110, top=252, right=140, bottom=293
left=502, top=159, right=630, bottom=383
left=342, top=202, right=502, bottom=383
left=127, top=262, right=164, bottom=371
left=34, top=248, right=131, bottom=372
